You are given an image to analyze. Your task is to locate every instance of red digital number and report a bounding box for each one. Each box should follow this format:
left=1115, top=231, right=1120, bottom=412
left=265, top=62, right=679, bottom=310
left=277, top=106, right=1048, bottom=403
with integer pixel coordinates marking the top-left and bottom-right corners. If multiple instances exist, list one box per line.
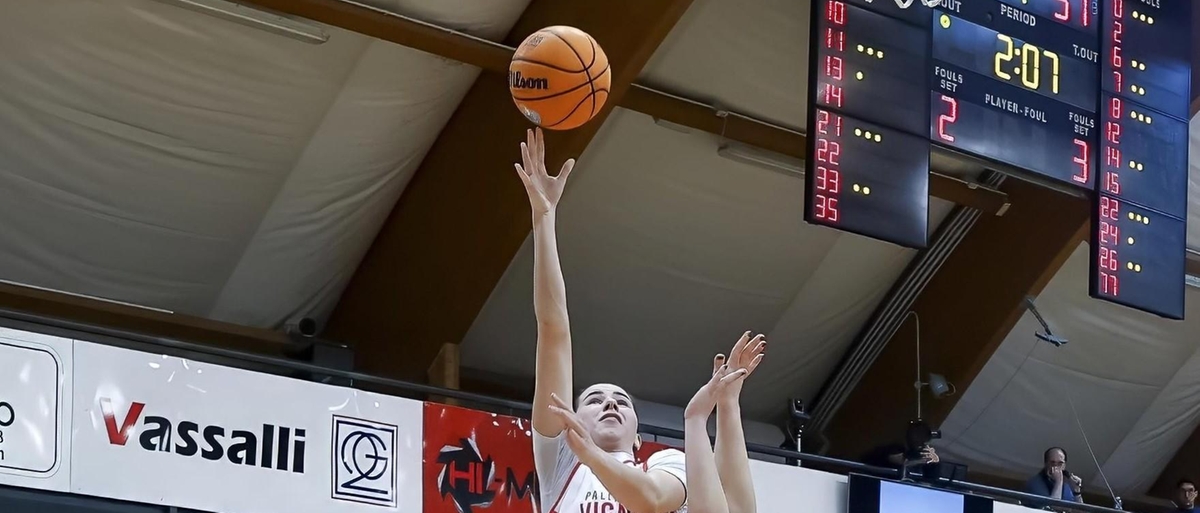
left=1054, top=0, right=1070, bottom=21
left=825, top=56, right=844, bottom=81
left=937, top=95, right=957, bottom=142
left=1105, top=146, right=1121, bottom=168
left=816, top=166, right=841, bottom=193
left=816, top=110, right=844, bottom=137
left=1112, top=71, right=1123, bottom=93
left=825, top=28, right=845, bottom=52
left=1081, top=0, right=1089, bottom=26
left=814, top=194, right=840, bottom=222
left=816, top=138, right=842, bottom=166
left=1112, top=0, right=1123, bottom=19
left=1099, top=247, right=1119, bottom=272
left=1105, top=121, right=1121, bottom=144
left=1099, top=220, right=1120, bottom=245
left=1110, top=97, right=1123, bottom=119
left=822, top=84, right=844, bottom=108
left=1100, top=196, right=1120, bottom=221
left=1104, top=171, right=1121, bottom=195
left=1071, top=139, right=1089, bottom=184
left=827, top=0, right=846, bottom=25
left=1100, top=272, right=1119, bottom=296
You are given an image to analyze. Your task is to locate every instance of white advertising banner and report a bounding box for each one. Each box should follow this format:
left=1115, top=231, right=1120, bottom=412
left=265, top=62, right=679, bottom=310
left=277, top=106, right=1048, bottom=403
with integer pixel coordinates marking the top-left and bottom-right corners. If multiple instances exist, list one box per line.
left=70, top=341, right=423, bottom=513
left=0, top=327, right=72, bottom=492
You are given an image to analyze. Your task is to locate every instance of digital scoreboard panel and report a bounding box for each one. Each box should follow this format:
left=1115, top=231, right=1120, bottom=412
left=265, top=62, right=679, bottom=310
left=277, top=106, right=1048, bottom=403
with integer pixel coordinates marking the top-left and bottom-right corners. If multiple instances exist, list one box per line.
left=805, top=0, right=1189, bottom=319
left=808, top=0, right=932, bottom=249
left=1090, top=0, right=1191, bottom=320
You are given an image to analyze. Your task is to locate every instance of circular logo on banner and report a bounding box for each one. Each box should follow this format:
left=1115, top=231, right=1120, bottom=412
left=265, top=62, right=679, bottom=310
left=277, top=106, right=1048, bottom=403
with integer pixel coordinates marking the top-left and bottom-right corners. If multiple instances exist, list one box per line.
left=0, top=401, right=14, bottom=427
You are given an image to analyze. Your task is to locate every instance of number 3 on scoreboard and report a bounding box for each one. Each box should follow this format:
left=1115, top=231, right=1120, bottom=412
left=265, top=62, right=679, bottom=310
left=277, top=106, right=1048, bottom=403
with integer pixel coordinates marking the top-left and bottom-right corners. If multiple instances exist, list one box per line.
left=1072, top=139, right=1089, bottom=184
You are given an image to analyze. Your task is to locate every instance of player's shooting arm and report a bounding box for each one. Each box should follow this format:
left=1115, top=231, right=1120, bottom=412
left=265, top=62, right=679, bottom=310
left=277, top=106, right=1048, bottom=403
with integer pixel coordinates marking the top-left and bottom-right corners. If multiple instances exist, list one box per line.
left=587, top=458, right=687, bottom=513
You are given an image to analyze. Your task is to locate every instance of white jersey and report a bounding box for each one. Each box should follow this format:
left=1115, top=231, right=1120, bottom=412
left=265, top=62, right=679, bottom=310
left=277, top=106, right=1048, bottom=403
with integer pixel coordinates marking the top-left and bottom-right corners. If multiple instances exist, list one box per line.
left=534, top=430, right=688, bottom=513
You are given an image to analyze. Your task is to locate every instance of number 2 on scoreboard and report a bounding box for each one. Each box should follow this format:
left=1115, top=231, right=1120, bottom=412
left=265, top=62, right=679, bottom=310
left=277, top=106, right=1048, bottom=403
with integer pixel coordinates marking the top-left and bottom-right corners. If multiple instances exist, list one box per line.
left=937, top=96, right=957, bottom=142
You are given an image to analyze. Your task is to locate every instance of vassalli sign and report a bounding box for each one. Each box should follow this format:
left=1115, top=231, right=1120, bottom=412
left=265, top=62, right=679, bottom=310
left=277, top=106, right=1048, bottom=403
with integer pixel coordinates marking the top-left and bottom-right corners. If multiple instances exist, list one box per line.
left=69, top=341, right=423, bottom=513
left=99, top=397, right=310, bottom=473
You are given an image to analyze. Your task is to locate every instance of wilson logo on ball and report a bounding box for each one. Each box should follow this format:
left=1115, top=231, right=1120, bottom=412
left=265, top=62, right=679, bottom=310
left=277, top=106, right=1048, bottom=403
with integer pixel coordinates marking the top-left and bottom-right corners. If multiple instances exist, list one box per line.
left=523, top=34, right=545, bottom=48
left=509, top=71, right=549, bottom=90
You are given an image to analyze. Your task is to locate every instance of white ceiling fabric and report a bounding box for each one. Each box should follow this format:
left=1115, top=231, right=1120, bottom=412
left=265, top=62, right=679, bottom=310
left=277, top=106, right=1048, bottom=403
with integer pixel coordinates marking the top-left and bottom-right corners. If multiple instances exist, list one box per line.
left=3, top=0, right=1200, bottom=494
left=937, top=243, right=1200, bottom=502
left=460, top=109, right=956, bottom=424
left=0, top=0, right=529, bottom=326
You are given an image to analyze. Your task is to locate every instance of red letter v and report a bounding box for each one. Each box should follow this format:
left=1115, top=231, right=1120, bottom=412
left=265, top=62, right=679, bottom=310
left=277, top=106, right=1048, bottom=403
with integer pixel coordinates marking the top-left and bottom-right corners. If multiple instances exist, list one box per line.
left=100, top=398, right=144, bottom=446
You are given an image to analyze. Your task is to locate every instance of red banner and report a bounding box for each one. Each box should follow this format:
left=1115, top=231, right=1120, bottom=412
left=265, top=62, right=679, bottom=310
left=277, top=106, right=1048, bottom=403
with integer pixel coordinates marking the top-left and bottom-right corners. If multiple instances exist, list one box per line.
left=422, top=402, right=678, bottom=513
left=423, top=403, right=541, bottom=513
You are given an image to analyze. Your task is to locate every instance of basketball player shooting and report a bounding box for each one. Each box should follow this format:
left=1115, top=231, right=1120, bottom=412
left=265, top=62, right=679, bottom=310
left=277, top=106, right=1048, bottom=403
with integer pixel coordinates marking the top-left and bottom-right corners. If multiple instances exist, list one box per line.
left=515, top=127, right=687, bottom=513
left=515, top=127, right=765, bottom=513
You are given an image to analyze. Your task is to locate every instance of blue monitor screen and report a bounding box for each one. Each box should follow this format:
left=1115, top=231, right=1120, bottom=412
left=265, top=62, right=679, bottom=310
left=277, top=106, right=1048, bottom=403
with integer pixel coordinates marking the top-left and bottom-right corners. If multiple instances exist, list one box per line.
left=849, top=474, right=993, bottom=513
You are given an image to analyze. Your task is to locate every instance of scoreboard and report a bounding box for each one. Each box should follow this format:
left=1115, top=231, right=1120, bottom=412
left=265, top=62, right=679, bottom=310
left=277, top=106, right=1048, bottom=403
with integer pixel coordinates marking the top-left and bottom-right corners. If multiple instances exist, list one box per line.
left=805, top=0, right=1191, bottom=319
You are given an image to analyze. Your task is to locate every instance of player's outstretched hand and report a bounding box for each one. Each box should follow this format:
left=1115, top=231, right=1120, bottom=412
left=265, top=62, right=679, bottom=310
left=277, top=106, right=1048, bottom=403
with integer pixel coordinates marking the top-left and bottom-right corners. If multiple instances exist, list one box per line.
left=715, top=331, right=765, bottom=404
left=514, top=127, right=575, bottom=217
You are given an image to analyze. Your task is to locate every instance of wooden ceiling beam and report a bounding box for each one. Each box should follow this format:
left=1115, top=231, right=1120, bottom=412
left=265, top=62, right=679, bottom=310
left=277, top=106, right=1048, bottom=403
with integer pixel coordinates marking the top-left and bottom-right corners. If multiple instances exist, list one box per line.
left=239, top=0, right=1009, bottom=214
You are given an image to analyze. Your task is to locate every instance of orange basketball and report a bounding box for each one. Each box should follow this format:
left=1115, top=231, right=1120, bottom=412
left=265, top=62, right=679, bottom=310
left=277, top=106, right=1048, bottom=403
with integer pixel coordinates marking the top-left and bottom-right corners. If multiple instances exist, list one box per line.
left=509, top=26, right=611, bottom=131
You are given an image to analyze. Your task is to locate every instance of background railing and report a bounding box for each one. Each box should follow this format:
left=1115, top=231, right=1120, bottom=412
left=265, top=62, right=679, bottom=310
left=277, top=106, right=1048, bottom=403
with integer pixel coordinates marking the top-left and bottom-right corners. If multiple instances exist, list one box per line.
left=0, top=307, right=1137, bottom=513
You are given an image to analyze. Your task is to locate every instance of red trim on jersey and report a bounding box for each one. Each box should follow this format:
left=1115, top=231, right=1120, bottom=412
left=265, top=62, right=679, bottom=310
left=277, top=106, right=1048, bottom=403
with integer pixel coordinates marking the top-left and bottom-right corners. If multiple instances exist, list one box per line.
left=547, top=462, right=583, bottom=513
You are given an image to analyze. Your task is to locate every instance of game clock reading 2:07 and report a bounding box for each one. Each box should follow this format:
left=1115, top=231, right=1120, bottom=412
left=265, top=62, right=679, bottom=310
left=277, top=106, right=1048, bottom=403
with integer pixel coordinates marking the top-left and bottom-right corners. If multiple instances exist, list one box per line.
left=805, top=0, right=1189, bottom=319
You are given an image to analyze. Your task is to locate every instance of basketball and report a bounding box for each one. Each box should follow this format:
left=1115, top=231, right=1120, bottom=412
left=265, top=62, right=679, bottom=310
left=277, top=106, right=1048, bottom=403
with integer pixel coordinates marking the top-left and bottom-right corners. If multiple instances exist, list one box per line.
left=509, top=26, right=611, bottom=131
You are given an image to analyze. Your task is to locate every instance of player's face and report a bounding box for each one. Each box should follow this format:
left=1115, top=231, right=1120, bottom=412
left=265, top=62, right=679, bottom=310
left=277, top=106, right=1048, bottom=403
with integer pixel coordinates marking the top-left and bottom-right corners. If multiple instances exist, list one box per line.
left=577, top=383, right=638, bottom=453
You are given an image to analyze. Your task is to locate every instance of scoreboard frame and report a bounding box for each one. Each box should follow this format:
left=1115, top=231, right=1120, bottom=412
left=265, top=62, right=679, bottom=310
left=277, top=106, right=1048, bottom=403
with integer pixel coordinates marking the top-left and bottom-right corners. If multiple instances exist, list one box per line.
left=803, top=0, right=1191, bottom=320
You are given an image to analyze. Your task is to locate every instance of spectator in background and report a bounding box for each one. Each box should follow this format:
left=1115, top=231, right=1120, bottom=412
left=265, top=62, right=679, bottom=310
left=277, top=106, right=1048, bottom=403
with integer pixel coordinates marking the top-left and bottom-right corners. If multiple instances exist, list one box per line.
left=860, top=421, right=940, bottom=479
left=860, top=440, right=939, bottom=469
left=1173, top=479, right=1197, bottom=512
left=1024, top=447, right=1084, bottom=508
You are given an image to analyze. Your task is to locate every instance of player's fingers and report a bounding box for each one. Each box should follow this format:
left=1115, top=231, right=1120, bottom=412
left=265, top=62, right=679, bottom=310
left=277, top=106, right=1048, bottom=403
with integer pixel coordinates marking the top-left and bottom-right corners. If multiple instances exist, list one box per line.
left=747, top=336, right=767, bottom=360
left=566, top=428, right=591, bottom=450
left=520, top=142, right=532, bottom=169
left=749, top=334, right=765, bottom=353
left=745, top=353, right=765, bottom=375
left=719, top=368, right=749, bottom=386
left=730, top=331, right=751, bottom=363
left=535, top=127, right=545, bottom=163
left=548, top=404, right=586, bottom=434
left=549, top=392, right=572, bottom=410
left=712, top=354, right=725, bottom=376
left=558, top=158, right=575, bottom=182
left=515, top=163, right=533, bottom=184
